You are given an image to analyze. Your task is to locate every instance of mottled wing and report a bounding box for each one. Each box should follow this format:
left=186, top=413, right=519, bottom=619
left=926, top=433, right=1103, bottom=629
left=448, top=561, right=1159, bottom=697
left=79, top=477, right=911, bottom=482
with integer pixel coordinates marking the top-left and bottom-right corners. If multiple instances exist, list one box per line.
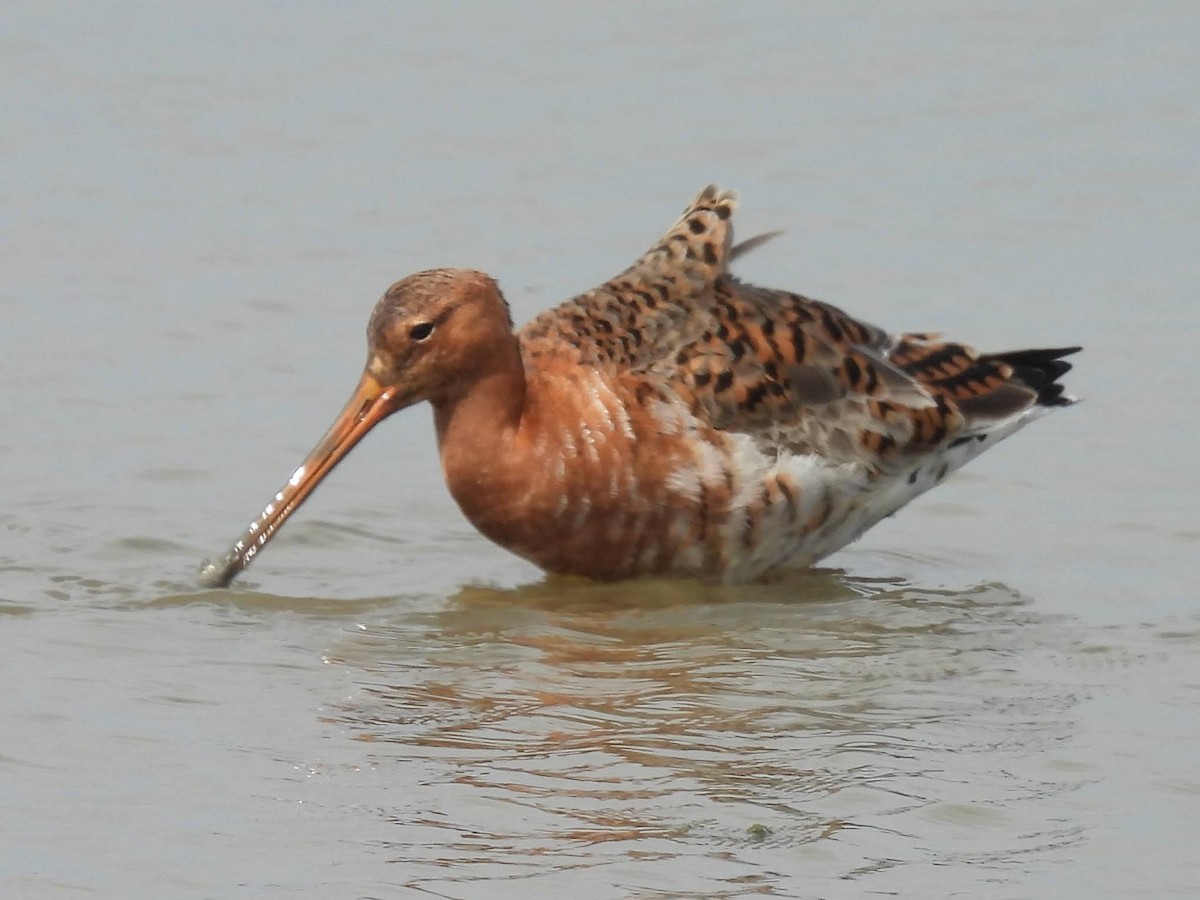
left=889, top=338, right=1078, bottom=416
left=519, top=185, right=737, bottom=368
left=664, top=286, right=1079, bottom=469
left=519, top=185, right=1077, bottom=471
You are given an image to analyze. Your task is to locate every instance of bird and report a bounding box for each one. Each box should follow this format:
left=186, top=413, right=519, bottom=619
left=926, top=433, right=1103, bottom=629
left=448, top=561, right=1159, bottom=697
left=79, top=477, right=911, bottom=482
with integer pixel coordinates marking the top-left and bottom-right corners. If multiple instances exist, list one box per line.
left=198, top=186, right=1078, bottom=588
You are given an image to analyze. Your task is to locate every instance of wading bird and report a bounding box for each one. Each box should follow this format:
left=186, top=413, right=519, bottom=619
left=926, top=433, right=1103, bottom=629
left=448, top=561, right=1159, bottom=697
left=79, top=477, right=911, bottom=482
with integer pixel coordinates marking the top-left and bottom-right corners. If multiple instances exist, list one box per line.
left=200, top=186, right=1077, bottom=587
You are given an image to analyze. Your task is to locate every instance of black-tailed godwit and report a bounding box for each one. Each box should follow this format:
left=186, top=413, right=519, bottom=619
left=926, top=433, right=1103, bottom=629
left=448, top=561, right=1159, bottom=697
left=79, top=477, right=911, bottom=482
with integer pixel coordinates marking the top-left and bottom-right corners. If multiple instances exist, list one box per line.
left=200, top=186, right=1078, bottom=586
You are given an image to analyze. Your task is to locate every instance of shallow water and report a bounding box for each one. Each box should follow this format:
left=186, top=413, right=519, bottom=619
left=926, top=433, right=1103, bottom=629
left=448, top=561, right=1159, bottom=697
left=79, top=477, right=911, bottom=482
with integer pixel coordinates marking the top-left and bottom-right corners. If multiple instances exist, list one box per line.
left=4, top=3, right=1199, bottom=897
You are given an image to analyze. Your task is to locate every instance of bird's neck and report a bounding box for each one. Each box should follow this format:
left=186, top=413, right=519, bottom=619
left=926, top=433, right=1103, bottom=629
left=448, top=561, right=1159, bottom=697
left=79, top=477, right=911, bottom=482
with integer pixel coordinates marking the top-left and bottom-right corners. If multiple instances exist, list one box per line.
left=432, top=335, right=528, bottom=495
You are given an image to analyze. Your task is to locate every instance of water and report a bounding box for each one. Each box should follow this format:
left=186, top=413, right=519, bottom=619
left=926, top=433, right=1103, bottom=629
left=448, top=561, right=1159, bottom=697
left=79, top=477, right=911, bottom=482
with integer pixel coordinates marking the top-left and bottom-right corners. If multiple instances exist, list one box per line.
left=3, top=3, right=1198, bottom=897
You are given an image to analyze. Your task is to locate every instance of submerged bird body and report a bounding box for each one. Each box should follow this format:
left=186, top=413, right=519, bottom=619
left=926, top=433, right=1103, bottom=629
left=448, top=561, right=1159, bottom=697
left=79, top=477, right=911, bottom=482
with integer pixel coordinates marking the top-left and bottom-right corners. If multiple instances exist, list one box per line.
left=199, top=187, right=1078, bottom=587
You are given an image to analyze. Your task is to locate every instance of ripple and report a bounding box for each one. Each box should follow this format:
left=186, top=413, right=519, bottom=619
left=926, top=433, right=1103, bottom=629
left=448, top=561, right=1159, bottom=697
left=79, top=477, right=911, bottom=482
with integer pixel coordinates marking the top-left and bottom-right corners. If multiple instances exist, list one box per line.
left=315, top=573, right=1090, bottom=889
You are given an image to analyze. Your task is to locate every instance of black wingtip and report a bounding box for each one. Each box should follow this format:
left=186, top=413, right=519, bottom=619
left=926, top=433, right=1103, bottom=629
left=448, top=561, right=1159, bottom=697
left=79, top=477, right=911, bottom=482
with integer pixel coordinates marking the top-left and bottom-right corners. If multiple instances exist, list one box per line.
left=989, top=346, right=1081, bottom=407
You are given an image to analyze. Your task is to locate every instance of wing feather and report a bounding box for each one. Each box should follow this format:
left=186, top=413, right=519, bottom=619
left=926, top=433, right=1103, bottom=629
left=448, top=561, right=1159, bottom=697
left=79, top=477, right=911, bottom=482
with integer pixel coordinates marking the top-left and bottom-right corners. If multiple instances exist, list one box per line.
left=517, top=186, right=1078, bottom=472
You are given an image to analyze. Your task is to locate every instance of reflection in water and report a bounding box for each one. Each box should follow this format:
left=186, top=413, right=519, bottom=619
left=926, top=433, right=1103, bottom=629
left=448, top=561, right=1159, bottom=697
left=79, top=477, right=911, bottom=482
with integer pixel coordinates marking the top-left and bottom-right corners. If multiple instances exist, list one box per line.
left=322, top=573, right=1087, bottom=892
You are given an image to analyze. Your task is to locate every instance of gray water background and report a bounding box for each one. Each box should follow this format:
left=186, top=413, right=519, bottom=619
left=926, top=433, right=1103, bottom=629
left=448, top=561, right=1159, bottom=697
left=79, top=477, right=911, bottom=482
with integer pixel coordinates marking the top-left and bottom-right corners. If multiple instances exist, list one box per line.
left=3, top=3, right=1198, bottom=897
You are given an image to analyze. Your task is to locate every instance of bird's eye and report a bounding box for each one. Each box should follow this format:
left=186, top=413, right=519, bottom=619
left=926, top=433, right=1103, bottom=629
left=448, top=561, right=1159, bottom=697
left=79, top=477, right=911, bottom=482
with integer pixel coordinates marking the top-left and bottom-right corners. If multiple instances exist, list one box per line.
left=410, top=322, right=435, bottom=341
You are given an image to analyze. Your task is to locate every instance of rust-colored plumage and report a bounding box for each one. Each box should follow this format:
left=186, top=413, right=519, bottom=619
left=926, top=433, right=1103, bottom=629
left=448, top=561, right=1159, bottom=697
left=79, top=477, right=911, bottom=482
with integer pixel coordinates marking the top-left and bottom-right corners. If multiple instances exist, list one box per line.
left=199, top=186, right=1078, bottom=586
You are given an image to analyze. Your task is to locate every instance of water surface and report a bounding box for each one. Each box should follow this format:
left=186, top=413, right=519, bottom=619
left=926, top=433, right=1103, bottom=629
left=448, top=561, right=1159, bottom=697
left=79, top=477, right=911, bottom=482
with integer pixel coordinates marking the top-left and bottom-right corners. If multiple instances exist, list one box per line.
left=3, top=3, right=1198, bottom=897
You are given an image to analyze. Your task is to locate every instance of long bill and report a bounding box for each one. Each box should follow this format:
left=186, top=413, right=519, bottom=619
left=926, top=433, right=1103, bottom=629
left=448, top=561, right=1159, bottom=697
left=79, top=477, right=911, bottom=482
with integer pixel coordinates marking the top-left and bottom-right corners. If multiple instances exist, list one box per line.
left=198, top=371, right=402, bottom=588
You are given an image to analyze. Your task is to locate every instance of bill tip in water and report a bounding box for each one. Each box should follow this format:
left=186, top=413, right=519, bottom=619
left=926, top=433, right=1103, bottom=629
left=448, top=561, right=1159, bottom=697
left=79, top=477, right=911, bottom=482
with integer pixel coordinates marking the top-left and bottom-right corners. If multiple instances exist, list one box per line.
left=197, top=556, right=235, bottom=589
